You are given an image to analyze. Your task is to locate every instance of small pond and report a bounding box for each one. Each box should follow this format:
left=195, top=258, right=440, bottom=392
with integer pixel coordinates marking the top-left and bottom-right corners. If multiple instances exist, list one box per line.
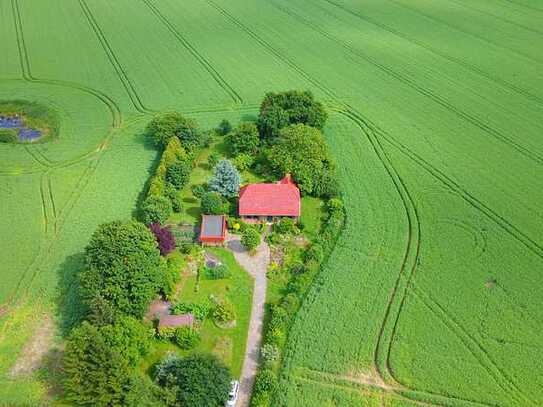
left=0, top=115, right=42, bottom=142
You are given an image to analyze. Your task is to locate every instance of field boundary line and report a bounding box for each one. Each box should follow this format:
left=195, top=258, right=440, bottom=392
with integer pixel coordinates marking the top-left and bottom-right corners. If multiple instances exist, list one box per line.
left=500, top=0, right=543, bottom=13
left=141, top=0, right=243, bottom=105
left=320, top=0, right=543, bottom=107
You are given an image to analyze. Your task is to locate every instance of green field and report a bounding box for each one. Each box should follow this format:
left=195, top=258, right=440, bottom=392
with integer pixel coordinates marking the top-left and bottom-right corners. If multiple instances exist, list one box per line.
left=1, top=0, right=542, bottom=405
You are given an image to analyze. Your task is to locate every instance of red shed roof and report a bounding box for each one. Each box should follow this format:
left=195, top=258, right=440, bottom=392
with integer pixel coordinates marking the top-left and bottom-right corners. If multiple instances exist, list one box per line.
left=200, top=215, right=227, bottom=241
left=239, top=175, right=300, bottom=217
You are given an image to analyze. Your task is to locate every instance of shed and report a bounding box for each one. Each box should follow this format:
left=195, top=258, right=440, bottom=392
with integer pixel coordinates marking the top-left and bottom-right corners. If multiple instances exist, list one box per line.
left=199, top=214, right=227, bottom=245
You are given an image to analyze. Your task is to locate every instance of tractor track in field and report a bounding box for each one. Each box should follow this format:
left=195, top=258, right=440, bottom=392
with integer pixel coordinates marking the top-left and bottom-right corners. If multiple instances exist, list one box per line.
left=390, top=0, right=543, bottom=60
left=413, top=288, right=531, bottom=406
left=500, top=0, right=543, bottom=13
left=270, top=1, right=543, bottom=170
left=78, top=0, right=152, bottom=115
left=203, top=4, right=539, bottom=404
left=320, top=0, right=543, bottom=109
left=444, top=0, right=543, bottom=37
left=140, top=0, right=243, bottom=105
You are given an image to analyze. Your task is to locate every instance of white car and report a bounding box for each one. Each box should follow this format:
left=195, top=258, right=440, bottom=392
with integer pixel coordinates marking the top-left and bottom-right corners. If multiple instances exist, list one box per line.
left=225, top=380, right=239, bottom=406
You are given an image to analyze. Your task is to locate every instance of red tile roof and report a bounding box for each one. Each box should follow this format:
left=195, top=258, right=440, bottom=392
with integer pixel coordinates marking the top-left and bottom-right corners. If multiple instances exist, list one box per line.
left=200, top=215, right=227, bottom=242
left=239, top=175, right=300, bottom=217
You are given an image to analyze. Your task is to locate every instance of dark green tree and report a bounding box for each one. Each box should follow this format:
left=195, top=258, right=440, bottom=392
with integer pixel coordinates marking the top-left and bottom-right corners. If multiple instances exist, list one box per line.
left=165, top=161, right=191, bottom=190
left=62, top=319, right=149, bottom=406
left=226, top=122, right=260, bottom=156
left=216, top=119, right=232, bottom=136
left=146, top=113, right=200, bottom=149
left=141, top=195, right=173, bottom=225
left=257, top=90, right=327, bottom=139
left=155, top=354, right=231, bottom=407
left=81, top=220, right=163, bottom=319
left=200, top=191, right=229, bottom=215
left=267, top=124, right=334, bottom=196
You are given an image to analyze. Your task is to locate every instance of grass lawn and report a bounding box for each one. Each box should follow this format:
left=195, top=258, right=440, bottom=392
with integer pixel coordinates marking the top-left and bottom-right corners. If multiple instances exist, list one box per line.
left=300, top=196, right=325, bottom=240
left=140, top=247, right=253, bottom=378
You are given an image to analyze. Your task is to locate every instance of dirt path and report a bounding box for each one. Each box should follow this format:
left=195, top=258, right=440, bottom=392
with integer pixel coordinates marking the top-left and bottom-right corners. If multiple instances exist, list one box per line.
left=226, top=235, right=270, bottom=407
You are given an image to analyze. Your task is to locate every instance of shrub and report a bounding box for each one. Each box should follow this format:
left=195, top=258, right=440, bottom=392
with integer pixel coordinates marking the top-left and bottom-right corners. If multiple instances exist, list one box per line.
left=260, top=343, right=280, bottom=365
left=81, top=220, right=163, bottom=319
left=164, top=183, right=182, bottom=213
left=202, top=264, right=230, bottom=280
left=173, top=327, right=201, bottom=350
left=253, top=368, right=278, bottom=395
left=172, top=301, right=212, bottom=321
left=141, top=195, right=172, bottom=225
left=146, top=113, right=199, bottom=149
left=232, top=153, right=255, bottom=172
left=148, top=224, right=176, bottom=256
left=191, top=183, right=206, bottom=199
left=165, top=161, right=191, bottom=190
left=304, top=243, right=324, bottom=264
left=208, top=159, right=241, bottom=198
left=0, top=128, right=18, bottom=143
left=148, top=137, right=190, bottom=198
left=155, top=354, right=231, bottom=407
left=226, top=122, right=260, bottom=156
left=241, top=227, right=261, bottom=251
left=200, top=191, right=229, bottom=215
left=208, top=152, right=220, bottom=169
left=273, top=217, right=299, bottom=235
left=213, top=298, right=236, bottom=324
left=327, top=197, right=343, bottom=214
left=216, top=119, right=232, bottom=136
left=162, top=251, right=183, bottom=299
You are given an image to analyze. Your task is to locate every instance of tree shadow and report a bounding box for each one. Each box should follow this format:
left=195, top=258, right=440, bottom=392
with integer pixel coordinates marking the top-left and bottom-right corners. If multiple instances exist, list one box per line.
left=132, top=130, right=161, bottom=219
left=55, top=253, right=88, bottom=337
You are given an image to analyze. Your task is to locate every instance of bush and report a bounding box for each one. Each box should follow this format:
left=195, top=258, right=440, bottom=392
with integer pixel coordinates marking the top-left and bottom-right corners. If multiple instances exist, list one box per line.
left=216, top=119, right=232, bottom=136
left=0, top=128, right=18, bottom=143
left=241, top=227, right=261, bottom=251
left=208, top=159, right=241, bottom=198
left=173, top=327, right=200, bottom=350
left=260, top=343, right=280, bottom=365
left=232, top=153, right=255, bottom=172
left=273, top=217, right=299, bottom=235
left=171, top=301, right=212, bottom=321
left=166, top=161, right=191, bottom=190
left=141, top=195, right=173, bottom=225
left=155, top=354, right=231, bottom=407
left=208, top=152, right=220, bottom=169
left=304, top=243, right=324, bottom=264
left=327, top=197, right=343, bottom=214
left=213, top=298, right=236, bottom=324
left=146, top=113, right=199, bottom=149
left=257, top=90, right=327, bottom=139
left=162, top=251, right=183, bottom=299
left=81, top=220, right=164, bottom=319
left=200, top=191, right=229, bottom=215
left=202, top=264, right=230, bottom=280
left=253, top=368, right=278, bottom=395
left=226, top=122, right=260, bottom=156
left=164, top=183, right=183, bottom=213
left=148, top=224, right=176, bottom=256
left=191, top=183, right=207, bottom=199
left=148, top=137, right=190, bottom=198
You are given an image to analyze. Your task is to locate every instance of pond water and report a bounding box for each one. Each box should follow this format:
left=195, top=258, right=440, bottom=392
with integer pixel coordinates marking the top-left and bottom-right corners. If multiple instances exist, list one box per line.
left=0, top=115, right=42, bottom=141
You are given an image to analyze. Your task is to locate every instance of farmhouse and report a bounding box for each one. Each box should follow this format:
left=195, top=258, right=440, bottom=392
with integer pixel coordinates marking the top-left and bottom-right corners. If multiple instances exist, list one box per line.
left=199, top=214, right=227, bottom=245
left=239, top=175, right=301, bottom=223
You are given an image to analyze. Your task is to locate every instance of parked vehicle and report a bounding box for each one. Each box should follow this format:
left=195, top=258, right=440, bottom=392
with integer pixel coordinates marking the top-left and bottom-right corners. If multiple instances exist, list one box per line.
left=225, top=380, right=239, bottom=407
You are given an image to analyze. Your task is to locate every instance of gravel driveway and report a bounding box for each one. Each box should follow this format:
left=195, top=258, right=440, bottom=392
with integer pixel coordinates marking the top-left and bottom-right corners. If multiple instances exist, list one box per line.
left=226, top=235, right=270, bottom=407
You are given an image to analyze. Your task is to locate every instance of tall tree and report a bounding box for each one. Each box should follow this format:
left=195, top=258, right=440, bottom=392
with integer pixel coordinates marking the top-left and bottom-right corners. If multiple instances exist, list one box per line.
left=226, top=122, right=260, bottom=156
left=146, top=112, right=200, bottom=149
left=81, top=220, right=163, bottom=319
left=155, top=354, right=231, bottom=407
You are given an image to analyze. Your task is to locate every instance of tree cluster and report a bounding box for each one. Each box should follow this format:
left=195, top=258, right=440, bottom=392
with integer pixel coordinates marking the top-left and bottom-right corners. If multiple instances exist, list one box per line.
left=146, top=112, right=200, bottom=150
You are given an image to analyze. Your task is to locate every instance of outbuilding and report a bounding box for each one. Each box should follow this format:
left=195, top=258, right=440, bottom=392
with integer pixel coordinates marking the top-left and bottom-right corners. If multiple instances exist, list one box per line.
left=199, top=214, right=227, bottom=245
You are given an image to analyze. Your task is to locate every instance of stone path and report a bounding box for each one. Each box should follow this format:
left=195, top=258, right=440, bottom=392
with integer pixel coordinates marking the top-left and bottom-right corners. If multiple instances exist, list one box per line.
left=226, top=235, right=270, bottom=407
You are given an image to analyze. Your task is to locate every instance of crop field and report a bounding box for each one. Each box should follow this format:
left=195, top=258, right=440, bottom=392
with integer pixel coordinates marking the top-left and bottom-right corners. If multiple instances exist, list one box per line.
left=0, top=0, right=542, bottom=405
